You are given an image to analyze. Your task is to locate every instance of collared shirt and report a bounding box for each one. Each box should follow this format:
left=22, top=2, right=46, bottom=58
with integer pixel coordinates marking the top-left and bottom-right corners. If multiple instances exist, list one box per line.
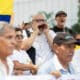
left=33, top=30, right=56, bottom=66
left=71, top=49, right=80, bottom=74
left=38, top=55, right=75, bottom=75
left=0, top=57, right=14, bottom=76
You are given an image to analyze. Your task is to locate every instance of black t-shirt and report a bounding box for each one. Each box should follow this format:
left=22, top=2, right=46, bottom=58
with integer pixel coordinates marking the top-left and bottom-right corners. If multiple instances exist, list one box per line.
left=51, top=26, right=74, bottom=35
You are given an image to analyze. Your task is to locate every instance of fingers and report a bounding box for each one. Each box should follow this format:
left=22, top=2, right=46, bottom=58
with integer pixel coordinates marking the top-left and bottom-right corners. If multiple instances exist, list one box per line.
left=50, top=71, right=61, bottom=79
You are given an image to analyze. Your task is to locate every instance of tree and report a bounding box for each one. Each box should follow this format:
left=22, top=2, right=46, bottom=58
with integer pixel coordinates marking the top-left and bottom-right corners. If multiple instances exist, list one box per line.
left=72, top=0, right=80, bottom=33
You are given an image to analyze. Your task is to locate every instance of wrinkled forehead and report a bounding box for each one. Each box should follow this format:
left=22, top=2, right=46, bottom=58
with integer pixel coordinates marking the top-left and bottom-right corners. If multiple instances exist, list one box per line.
left=32, top=14, right=45, bottom=20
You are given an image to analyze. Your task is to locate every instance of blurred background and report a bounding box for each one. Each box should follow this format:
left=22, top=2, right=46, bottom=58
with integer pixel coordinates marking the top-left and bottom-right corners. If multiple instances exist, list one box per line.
left=0, top=0, right=80, bottom=32
left=14, top=0, right=78, bottom=28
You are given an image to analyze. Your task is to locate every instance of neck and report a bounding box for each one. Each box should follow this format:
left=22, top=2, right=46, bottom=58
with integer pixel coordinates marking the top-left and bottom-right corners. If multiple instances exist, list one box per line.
left=16, top=47, right=20, bottom=50
left=15, top=45, right=21, bottom=50
left=59, top=58, right=68, bottom=69
left=0, top=56, right=7, bottom=61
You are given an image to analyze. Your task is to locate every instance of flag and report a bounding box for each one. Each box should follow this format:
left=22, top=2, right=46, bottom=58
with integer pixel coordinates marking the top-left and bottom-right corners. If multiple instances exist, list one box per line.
left=0, top=0, right=13, bottom=22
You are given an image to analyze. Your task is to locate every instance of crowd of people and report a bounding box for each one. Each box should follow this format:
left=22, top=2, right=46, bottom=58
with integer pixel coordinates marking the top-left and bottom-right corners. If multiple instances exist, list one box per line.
left=0, top=11, right=80, bottom=79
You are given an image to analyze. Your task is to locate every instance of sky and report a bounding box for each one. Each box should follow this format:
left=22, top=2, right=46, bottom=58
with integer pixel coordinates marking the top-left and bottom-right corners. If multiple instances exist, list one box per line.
left=14, top=0, right=78, bottom=28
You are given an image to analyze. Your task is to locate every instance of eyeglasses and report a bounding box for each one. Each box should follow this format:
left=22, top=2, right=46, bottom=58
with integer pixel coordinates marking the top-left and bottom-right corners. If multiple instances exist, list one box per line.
left=16, top=35, right=23, bottom=39
left=33, top=19, right=47, bottom=22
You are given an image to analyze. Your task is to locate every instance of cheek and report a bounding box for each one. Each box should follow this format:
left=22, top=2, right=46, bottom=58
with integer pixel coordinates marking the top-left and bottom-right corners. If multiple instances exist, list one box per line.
left=0, top=46, right=9, bottom=56
left=0, top=42, right=12, bottom=56
left=58, top=48, right=66, bottom=58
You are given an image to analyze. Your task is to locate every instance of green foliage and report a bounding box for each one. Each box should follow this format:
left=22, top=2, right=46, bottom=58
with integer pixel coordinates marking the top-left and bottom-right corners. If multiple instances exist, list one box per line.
left=72, top=23, right=80, bottom=33
left=72, top=3, right=80, bottom=33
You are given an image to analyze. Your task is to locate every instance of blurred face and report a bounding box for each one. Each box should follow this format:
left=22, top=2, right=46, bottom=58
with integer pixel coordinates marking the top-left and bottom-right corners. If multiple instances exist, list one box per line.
left=0, top=27, right=16, bottom=58
left=55, top=15, right=67, bottom=28
left=15, top=31, right=23, bottom=47
left=32, top=14, right=47, bottom=31
left=76, top=34, right=80, bottom=39
left=75, top=34, right=80, bottom=45
left=24, top=23, right=31, bottom=29
left=54, top=43, right=75, bottom=64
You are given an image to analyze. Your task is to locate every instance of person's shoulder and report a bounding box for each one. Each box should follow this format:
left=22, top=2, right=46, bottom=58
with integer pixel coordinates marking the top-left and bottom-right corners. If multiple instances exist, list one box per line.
left=38, top=57, right=55, bottom=74
left=65, top=27, right=71, bottom=30
left=65, top=27, right=73, bottom=32
left=50, top=26, right=60, bottom=33
left=50, top=26, right=57, bottom=30
left=65, top=27, right=75, bottom=34
left=43, top=57, right=54, bottom=66
left=49, top=29, right=56, bottom=38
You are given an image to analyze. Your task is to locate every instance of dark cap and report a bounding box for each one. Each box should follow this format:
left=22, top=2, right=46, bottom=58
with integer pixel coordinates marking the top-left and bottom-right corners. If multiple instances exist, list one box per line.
left=55, top=11, right=67, bottom=17
left=53, top=32, right=76, bottom=44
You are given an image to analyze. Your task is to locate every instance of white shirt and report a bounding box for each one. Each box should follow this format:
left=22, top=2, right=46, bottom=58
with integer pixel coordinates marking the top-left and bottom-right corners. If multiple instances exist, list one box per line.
left=53, top=55, right=75, bottom=75
left=9, top=49, right=32, bottom=75
left=10, top=49, right=31, bottom=64
left=38, top=55, right=75, bottom=75
left=0, top=57, right=14, bottom=76
left=33, top=30, right=56, bottom=66
left=71, top=49, right=80, bottom=74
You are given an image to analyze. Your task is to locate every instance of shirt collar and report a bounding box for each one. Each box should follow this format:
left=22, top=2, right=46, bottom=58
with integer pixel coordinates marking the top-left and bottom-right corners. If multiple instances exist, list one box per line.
left=53, top=54, right=68, bottom=71
left=53, top=54, right=75, bottom=74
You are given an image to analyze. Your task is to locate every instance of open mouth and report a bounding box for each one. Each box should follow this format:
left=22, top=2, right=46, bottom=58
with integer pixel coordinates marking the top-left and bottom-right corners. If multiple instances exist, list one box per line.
left=60, top=20, right=65, bottom=22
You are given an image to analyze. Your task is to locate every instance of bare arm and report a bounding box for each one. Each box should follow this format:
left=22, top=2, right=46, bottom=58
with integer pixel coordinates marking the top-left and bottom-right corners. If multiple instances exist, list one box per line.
left=43, top=24, right=56, bottom=50
left=13, top=61, right=38, bottom=71
left=21, top=30, right=38, bottom=50
left=44, top=31, right=53, bottom=49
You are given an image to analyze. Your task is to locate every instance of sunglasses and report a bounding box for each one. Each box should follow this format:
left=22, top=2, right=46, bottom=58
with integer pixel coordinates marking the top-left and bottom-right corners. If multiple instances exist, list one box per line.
left=33, top=19, right=47, bottom=22
left=16, top=35, right=23, bottom=39
left=75, top=39, right=80, bottom=45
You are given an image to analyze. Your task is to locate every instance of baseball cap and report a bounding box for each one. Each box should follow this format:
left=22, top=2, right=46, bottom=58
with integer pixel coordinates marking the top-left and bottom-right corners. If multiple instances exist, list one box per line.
left=53, top=32, right=76, bottom=44
left=55, top=11, right=67, bottom=17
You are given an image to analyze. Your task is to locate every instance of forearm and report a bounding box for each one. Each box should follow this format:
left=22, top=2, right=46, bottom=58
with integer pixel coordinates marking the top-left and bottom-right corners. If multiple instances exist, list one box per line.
left=21, top=31, right=38, bottom=50
left=13, top=61, right=35, bottom=71
left=45, top=32, right=53, bottom=50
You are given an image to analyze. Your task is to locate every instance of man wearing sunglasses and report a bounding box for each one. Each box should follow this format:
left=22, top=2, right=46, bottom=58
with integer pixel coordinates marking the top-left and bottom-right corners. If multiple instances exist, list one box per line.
left=21, top=13, right=56, bottom=66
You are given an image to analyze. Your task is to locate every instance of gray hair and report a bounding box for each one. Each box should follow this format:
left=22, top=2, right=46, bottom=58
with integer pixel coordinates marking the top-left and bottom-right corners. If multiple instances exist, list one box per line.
left=31, top=12, right=46, bottom=21
left=0, top=22, right=14, bottom=36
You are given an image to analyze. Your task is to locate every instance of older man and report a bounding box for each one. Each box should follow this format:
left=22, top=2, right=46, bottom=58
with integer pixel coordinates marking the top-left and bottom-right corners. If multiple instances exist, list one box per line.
left=38, top=32, right=77, bottom=78
left=21, top=13, right=56, bottom=66
left=0, top=22, right=16, bottom=76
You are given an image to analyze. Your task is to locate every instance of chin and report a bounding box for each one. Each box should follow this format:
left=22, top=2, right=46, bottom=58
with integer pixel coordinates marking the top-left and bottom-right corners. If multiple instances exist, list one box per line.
left=59, top=22, right=65, bottom=26
left=66, top=58, right=72, bottom=63
left=7, top=50, right=13, bottom=56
